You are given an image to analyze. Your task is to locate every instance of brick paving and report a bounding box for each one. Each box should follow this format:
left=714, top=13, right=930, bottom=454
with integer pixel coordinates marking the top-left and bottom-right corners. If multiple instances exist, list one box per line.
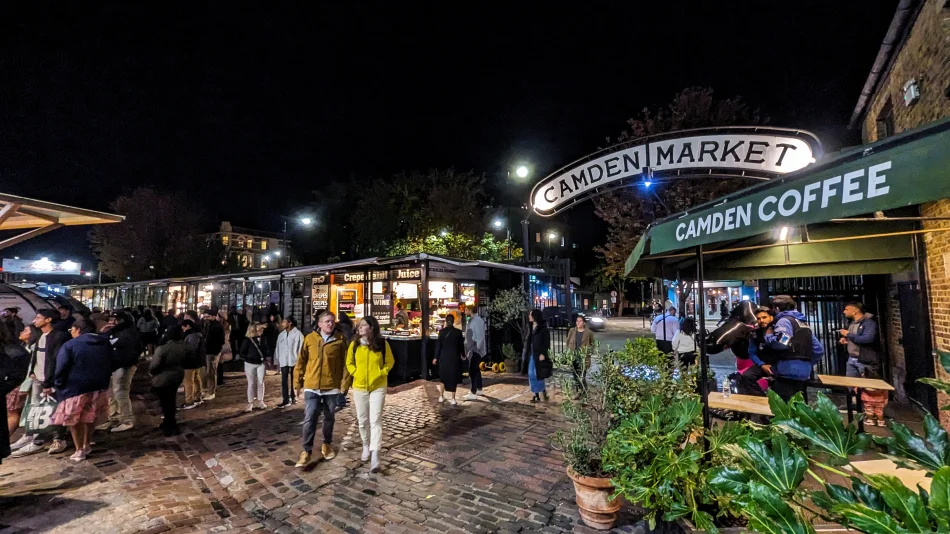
left=0, top=366, right=646, bottom=534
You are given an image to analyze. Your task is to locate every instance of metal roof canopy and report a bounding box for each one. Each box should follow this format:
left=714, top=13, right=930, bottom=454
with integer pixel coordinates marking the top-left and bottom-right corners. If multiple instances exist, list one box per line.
left=625, top=117, right=950, bottom=276
left=0, top=192, right=124, bottom=251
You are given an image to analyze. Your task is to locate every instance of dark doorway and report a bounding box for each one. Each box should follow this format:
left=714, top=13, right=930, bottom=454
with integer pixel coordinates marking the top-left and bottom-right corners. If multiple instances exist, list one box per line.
left=898, top=281, right=937, bottom=415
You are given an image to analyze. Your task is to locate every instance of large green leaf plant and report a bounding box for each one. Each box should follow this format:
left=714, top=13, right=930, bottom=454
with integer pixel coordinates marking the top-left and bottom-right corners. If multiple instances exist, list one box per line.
left=712, top=352, right=950, bottom=534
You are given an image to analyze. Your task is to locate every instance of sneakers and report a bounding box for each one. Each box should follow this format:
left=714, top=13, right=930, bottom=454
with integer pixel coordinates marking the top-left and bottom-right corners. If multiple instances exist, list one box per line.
left=48, top=439, right=68, bottom=455
left=295, top=451, right=312, bottom=468
left=276, top=402, right=290, bottom=409
left=10, top=434, right=33, bottom=451
left=95, top=421, right=113, bottom=431
left=530, top=394, right=540, bottom=403
left=542, top=391, right=549, bottom=402
left=111, top=423, right=134, bottom=433
left=321, top=443, right=336, bottom=460
left=69, top=448, right=87, bottom=462
left=245, top=404, right=255, bottom=413
left=255, top=401, right=267, bottom=410
left=437, top=395, right=445, bottom=403
left=462, top=393, right=478, bottom=401
left=476, top=389, right=484, bottom=396
left=201, top=393, right=216, bottom=401
left=11, top=441, right=44, bottom=457
left=448, top=399, right=458, bottom=406
left=361, top=445, right=370, bottom=462
left=182, top=402, right=199, bottom=410
left=370, top=450, right=380, bottom=473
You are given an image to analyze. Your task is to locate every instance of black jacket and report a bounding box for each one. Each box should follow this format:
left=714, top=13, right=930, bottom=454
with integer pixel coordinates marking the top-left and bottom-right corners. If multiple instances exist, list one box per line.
left=435, top=326, right=464, bottom=364
left=1, top=342, right=30, bottom=463
left=30, top=329, right=70, bottom=389
left=240, top=336, right=268, bottom=365
left=205, top=321, right=226, bottom=355
left=526, top=324, right=553, bottom=380
left=110, top=322, right=143, bottom=369
left=150, top=340, right=187, bottom=388
left=183, top=331, right=205, bottom=369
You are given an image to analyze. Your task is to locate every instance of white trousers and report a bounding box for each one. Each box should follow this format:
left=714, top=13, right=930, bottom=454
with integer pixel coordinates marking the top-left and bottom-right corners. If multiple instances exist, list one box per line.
left=244, top=362, right=265, bottom=403
left=353, top=387, right=386, bottom=451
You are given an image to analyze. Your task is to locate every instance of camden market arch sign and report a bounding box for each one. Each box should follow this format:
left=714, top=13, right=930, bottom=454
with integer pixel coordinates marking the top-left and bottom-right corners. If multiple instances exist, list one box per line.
left=530, top=127, right=822, bottom=216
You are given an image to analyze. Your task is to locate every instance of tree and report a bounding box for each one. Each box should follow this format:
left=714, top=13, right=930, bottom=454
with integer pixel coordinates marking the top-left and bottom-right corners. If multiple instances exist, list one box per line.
left=488, top=285, right=531, bottom=347
left=353, top=168, right=516, bottom=260
left=594, top=87, right=767, bottom=313
left=89, top=187, right=237, bottom=280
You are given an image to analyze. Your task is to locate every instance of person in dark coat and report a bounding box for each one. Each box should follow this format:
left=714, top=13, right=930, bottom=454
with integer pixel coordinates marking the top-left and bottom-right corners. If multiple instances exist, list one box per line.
left=150, top=325, right=187, bottom=436
left=526, top=309, right=552, bottom=403
left=1, top=322, right=30, bottom=464
left=433, top=315, right=465, bottom=406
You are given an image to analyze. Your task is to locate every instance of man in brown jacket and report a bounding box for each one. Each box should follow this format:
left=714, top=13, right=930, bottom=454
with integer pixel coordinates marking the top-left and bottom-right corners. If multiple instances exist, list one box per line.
left=294, top=311, right=346, bottom=468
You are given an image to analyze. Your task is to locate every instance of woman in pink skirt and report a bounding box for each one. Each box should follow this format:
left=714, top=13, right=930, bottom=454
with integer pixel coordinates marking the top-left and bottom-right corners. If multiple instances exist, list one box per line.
left=51, top=319, right=118, bottom=462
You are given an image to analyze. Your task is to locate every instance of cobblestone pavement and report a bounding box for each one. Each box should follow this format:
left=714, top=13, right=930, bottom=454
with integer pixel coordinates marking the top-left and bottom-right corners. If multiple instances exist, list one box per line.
left=0, top=366, right=645, bottom=534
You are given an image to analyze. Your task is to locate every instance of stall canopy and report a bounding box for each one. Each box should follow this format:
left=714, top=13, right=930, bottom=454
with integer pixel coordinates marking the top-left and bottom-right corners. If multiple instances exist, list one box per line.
left=625, top=117, right=950, bottom=278
left=0, top=192, right=124, bottom=251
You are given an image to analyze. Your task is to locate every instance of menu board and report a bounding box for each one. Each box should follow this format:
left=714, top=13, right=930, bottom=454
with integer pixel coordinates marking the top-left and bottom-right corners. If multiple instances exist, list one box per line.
left=337, top=288, right=357, bottom=317
left=371, top=292, right=392, bottom=326
left=312, top=283, right=329, bottom=314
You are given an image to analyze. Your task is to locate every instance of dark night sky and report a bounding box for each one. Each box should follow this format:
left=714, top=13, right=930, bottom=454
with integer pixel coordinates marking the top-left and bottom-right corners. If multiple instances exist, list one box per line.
left=0, top=1, right=899, bottom=274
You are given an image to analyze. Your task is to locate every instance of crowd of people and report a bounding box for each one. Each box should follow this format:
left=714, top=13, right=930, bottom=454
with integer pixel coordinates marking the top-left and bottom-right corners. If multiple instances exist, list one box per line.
left=650, top=294, right=889, bottom=424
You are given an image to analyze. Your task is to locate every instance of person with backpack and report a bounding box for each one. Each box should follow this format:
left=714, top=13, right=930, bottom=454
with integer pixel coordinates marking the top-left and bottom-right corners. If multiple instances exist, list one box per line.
left=97, top=311, right=141, bottom=433
left=149, top=325, right=187, bottom=436
left=746, top=295, right=824, bottom=401
left=180, top=319, right=205, bottom=410
left=240, top=323, right=269, bottom=412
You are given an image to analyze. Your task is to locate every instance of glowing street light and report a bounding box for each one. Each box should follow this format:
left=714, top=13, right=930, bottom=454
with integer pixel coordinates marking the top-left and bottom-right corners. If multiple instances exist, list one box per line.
left=548, top=232, right=557, bottom=241
left=300, top=217, right=313, bottom=226
left=274, top=251, right=282, bottom=257
left=440, top=230, right=449, bottom=237
left=493, top=219, right=503, bottom=229
left=515, top=166, right=529, bottom=179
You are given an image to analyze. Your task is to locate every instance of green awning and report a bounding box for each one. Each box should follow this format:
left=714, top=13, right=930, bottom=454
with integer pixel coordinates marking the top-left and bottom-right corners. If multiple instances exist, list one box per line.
left=625, top=117, right=950, bottom=275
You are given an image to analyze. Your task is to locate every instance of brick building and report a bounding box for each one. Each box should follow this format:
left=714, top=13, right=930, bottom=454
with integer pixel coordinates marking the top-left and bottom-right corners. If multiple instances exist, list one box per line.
left=213, top=221, right=290, bottom=270
left=851, top=0, right=950, bottom=424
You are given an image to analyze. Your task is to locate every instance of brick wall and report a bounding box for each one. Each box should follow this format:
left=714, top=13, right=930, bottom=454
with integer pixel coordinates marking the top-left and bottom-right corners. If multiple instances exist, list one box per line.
left=884, top=277, right=907, bottom=400
left=860, top=0, right=950, bottom=424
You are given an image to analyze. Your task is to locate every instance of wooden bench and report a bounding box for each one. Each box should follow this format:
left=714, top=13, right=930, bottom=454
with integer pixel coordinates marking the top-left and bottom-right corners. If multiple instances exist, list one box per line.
left=851, top=458, right=929, bottom=491
left=707, top=392, right=773, bottom=417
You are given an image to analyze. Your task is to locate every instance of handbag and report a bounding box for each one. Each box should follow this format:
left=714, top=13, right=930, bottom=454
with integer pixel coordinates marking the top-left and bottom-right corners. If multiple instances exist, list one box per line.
left=20, top=394, right=62, bottom=437
left=220, top=342, right=233, bottom=363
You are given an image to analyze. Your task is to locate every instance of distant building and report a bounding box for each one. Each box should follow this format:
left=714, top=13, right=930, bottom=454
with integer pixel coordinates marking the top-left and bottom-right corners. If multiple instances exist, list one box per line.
left=213, top=221, right=290, bottom=270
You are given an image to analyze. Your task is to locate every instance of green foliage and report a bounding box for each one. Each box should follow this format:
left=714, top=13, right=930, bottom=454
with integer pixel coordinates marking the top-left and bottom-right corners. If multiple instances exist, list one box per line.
left=386, top=231, right=521, bottom=262
left=768, top=390, right=872, bottom=464
left=501, top=343, right=516, bottom=361
left=602, top=395, right=715, bottom=532
left=875, top=412, right=950, bottom=472
left=488, top=285, right=530, bottom=343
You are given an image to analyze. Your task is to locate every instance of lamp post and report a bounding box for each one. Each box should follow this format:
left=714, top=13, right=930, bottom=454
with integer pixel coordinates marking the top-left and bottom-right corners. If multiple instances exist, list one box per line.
left=546, top=231, right=558, bottom=260
left=280, top=216, right=315, bottom=268
left=492, top=218, right=512, bottom=259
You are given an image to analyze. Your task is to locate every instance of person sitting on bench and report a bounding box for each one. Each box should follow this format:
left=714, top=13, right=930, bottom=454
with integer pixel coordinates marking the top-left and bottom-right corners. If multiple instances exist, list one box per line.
left=737, top=296, right=823, bottom=401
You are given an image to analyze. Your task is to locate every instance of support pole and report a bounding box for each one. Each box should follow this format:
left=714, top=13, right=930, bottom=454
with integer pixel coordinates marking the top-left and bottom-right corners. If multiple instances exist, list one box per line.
left=696, top=245, right=711, bottom=430
left=421, top=260, right=430, bottom=380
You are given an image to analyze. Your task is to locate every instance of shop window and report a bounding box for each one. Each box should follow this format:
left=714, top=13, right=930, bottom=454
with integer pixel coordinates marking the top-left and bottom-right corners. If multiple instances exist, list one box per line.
left=240, top=255, right=250, bottom=267
left=261, top=240, right=268, bottom=250
left=876, top=99, right=895, bottom=140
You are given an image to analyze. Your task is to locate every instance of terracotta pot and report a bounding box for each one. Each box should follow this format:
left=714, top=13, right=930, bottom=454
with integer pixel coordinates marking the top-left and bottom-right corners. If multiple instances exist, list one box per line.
left=567, top=466, right=621, bottom=530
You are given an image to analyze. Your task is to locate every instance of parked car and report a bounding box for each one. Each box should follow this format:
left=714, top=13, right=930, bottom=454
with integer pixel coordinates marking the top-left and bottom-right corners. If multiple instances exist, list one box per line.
left=541, top=306, right=607, bottom=331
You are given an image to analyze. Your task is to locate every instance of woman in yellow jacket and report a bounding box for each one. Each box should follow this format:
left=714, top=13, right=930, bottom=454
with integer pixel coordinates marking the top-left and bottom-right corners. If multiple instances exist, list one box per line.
left=346, top=316, right=394, bottom=473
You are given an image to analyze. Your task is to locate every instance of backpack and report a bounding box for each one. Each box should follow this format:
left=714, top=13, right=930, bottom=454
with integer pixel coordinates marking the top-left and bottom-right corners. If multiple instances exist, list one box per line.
left=183, top=332, right=205, bottom=369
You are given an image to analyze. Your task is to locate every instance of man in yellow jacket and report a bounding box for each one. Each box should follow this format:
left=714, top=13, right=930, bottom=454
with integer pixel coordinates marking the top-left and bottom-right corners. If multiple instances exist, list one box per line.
left=294, top=311, right=346, bottom=468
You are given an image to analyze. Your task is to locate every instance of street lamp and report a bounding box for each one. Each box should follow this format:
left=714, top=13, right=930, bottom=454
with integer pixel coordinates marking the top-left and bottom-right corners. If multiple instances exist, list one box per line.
left=493, top=219, right=503, bottom=229
left=546, top=232, right=558, bottom=260
left=280, top=215, right=316, bottom=267
left=491, top=218, right=512, bottom=259
left=300, top=217, right=313, bottom=226
left=515, top=166, right=529, bottom=179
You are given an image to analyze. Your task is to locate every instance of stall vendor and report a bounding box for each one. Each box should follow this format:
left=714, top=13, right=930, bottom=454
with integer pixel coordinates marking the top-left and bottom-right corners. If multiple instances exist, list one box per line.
left=394, top=302, right=410, bottom=329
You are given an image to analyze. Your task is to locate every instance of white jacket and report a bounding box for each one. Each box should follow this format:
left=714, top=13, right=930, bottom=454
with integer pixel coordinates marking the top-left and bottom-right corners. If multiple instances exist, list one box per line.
left=275, top=327, right=303, bottom=367
left=465, top=314, right=487, bottom=356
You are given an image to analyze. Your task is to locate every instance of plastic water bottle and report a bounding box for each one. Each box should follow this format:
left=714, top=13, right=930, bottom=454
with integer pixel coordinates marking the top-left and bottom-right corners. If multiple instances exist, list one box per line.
left=722, top=377, right=732, bottom=398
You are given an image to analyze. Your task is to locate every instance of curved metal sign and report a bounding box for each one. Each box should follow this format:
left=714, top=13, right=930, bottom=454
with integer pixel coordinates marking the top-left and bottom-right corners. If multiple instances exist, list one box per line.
left=530, top=127, right=821, bottom=216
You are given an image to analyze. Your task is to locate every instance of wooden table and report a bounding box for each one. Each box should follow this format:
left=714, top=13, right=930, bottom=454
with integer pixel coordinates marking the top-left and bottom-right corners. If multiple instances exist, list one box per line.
left=816, top=375, right=896, bottom=432
left=851, top=459, right=930, bottom=491
left=708, top=392, right=773, bottom=416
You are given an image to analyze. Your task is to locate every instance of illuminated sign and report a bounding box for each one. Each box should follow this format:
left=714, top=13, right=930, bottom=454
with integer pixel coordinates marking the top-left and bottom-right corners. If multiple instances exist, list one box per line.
left=530, top=127, right=821, bottom=216
left=2, top=258, right=82, bottom=275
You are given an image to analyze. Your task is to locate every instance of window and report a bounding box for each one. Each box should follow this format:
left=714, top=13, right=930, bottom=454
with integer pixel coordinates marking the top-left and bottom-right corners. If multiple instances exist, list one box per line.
left=237, top=236, right=246, bottom=248
left=222, top=235, right=229, bottom=246
left=246, top=237, right=254, bottom=249
left=261, top=240, right=268, bottom=250
left=876, top=99, right=895, bottom=140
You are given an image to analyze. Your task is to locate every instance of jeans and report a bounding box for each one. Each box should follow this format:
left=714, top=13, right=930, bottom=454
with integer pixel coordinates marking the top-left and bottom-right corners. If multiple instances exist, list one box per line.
left=244, top=362, right=265, bottom=403
left=469, top=353, right=483, bottom=394
left=353, top=388, right=386, bottom=451
left=183, top=368, right=203, bottom=404
left=528, top=357, right=545, bottom=394
left=280, top=366, right=296, bottom=404
left=153, top=385, right=179, bottom=433
left=203, top=354, right=220, bottom=396
left=301, top=391, right=337, bottom=452
left=108, top=366, right=136, bottom=425
left=846, top=357, right=868, bottom=378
